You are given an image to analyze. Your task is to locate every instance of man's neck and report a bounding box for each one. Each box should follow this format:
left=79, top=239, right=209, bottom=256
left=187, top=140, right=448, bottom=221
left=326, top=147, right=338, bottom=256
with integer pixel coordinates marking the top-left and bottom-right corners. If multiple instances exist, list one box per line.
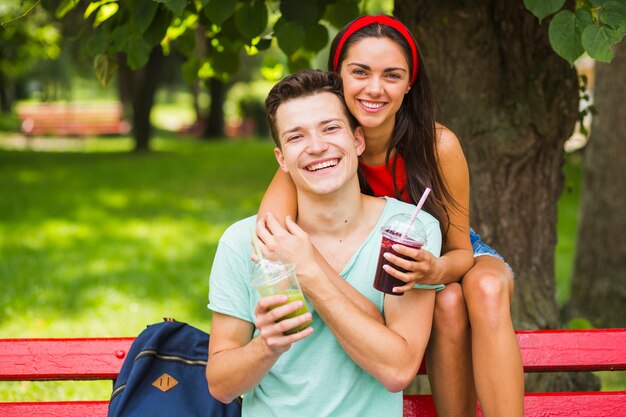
left=296, top=185, right=365, bottom=239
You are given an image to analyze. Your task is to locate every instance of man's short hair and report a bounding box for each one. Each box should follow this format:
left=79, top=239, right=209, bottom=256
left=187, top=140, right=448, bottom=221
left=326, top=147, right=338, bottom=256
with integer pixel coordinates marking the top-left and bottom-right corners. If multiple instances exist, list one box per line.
left=265, top=70, right=358, bottom=146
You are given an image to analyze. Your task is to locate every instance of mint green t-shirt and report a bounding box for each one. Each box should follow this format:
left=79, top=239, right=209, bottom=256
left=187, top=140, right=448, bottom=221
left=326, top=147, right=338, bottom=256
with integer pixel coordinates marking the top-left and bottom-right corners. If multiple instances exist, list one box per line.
left=208, top=197, right=441, bottom=417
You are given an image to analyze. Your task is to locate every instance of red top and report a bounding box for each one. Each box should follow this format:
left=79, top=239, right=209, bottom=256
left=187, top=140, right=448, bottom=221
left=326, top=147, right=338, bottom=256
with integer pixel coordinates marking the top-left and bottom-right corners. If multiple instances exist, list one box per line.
left=359, top=154, right=410, bottom=202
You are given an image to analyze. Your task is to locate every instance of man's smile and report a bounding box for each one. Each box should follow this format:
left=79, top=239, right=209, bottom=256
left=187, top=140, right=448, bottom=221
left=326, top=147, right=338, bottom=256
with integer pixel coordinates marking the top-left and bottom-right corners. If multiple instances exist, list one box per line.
left=305, top=158, right=340, bottom=172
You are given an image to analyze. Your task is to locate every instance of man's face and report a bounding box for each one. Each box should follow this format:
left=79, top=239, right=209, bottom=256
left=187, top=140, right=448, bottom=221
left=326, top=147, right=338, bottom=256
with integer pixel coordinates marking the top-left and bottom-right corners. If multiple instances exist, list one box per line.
left=274, top=92, right=365, bottom=197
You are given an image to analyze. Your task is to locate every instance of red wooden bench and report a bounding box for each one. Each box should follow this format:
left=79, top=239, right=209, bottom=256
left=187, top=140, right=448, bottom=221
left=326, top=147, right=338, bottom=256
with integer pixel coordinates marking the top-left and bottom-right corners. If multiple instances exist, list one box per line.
left=1, top=329, right=625, bottom=417
left=16, top=102, right=130, bottom=137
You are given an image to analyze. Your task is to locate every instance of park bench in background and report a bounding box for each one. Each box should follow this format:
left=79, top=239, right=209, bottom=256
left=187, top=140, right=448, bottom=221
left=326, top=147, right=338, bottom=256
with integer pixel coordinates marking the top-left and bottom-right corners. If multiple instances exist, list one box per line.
left=16, top=102, right=130, bottom=137
left=1, top=329, right=625, bottom=417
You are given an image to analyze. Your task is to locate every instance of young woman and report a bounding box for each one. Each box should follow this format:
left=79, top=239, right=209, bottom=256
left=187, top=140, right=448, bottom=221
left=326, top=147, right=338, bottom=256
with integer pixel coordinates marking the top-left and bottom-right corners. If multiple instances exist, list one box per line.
left=259, top=15, right=524, bottom=417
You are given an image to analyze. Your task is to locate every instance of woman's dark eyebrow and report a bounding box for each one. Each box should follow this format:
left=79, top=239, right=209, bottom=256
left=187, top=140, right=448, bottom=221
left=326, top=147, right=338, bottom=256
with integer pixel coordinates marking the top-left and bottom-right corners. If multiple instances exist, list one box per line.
left=346, top=62, right=407, bottom=73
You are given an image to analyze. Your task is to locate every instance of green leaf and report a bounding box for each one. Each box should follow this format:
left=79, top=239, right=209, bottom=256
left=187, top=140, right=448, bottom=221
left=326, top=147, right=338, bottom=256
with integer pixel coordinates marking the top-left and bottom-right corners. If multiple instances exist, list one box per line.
left=582, top=24, right=615, bottom=61
left=589, top=0, right=607, bottom=6
left=280, top=0, right=322, bottom=26
left=175, top=25, right=197, bottom=56
left=323, top=0, right=360, bottom=29
left=93, top=54, right=117, bottom=86
left=86, top=27, right=109, bottom=54
left=255, top=36, right=273, bottom=51
left=303, top=23, right=328, bottom=52
left=274, top=18, right=305, bottom=56
left=181, top=56, right=201, bottom=84
left=601, top=0, right=626, bottom=29
left=126, top=35, right=153, bottom=69
left=130, top=1, right=159, bottom=34
left=143, top=6, right=171, bottom=45
left=287, top=56, right=311, bottom=73
left=549, top=10, right=584, bottom=63
left=523, top=0, right=566, bottom=21
left=56, top=0, right=81, bottom=18
left=94, top=3, right=119, bottom=27
left=235, top=1, right=268, bottom=40
left=211, top=49, right=239, bottom=76
left=575, top=6, right=594, bottom=32
left=110, top=24, right=133, bottom=52
left=84, top=1, right=102, bottom=19
left=204, top=0, right=235, bottom=26
left=153, top=0, right=187, bottom=16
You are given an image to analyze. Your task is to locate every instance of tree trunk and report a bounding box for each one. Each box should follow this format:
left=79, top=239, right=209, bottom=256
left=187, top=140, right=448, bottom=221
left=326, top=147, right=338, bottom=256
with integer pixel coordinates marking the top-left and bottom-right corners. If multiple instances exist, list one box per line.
left=567, top=42, right=626, bottom=328
left=118, top=48, right=164, bottom=152
left=117, top=52, right=133, bottom=122
left=201, top=77, right=226, bottom=139
left=395, top=0, right=579, bottom=390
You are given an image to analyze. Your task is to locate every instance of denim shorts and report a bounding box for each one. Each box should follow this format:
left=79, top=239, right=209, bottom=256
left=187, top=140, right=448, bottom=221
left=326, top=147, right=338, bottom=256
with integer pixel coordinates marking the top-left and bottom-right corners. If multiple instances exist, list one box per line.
left=469, top=228, right=514, bottom=276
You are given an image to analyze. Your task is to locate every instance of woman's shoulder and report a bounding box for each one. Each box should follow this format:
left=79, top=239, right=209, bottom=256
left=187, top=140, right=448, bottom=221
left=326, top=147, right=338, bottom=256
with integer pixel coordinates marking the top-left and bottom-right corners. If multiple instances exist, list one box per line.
left=434, top=123, right=462, bottom=153
left=434, top=122, right=467, bottom=165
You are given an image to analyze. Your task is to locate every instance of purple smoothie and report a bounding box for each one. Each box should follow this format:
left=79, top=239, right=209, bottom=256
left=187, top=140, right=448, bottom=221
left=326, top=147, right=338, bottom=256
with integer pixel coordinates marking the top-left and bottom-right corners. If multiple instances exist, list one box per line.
left=373, top=229, right=424, bottom=295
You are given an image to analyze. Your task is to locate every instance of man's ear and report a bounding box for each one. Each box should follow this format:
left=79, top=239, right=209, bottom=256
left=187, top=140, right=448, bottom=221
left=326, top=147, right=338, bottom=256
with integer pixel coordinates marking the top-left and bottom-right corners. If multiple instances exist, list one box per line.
left=354, top=126, right=366, bottom=156
left=274, top=147, right=289, bottom=172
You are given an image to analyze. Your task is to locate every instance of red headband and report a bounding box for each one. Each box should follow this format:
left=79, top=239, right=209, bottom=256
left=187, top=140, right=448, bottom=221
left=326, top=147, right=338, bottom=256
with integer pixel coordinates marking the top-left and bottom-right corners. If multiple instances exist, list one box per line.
left=332, top=15, right=419, bottom=88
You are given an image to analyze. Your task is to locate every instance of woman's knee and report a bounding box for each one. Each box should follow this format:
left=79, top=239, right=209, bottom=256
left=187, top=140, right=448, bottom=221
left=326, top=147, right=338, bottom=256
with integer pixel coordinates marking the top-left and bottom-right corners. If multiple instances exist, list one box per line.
left=463, top=257, right=513, bottom=323
left=433, top=283, right=468, bottom=332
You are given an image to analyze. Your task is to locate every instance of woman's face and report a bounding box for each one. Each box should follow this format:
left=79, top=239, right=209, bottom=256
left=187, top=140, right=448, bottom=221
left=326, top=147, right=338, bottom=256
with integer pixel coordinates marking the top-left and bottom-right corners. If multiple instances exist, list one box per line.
left=339, top=36, right=411, bottom=136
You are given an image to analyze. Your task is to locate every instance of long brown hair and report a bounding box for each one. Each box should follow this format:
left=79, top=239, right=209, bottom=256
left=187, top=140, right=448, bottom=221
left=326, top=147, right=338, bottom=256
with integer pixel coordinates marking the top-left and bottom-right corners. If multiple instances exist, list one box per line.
left=328, top=15, right=461, bottom=237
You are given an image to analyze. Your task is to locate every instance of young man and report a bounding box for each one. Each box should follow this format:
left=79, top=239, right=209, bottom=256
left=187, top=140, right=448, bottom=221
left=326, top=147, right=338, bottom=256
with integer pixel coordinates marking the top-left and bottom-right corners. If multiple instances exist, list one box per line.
left=206, top=70, right=442, bottom=417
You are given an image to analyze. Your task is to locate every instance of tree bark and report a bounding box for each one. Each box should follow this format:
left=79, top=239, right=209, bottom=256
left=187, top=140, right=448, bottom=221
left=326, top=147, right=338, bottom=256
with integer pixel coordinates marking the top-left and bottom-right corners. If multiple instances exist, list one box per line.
left=0, top=73, right=10, bottom=114
left=567, top=42, right=626, bottom=328
left=117, top=48, right=164, bottom=152
left=395, top=0, right=579, bottom=390
left=201, top=77, right=227, bottom=139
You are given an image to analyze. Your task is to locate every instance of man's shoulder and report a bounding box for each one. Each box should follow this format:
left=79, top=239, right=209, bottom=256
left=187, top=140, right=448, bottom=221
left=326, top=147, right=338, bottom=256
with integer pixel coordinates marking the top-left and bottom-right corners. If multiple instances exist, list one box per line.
left=219, top=215, right=257, bottom=247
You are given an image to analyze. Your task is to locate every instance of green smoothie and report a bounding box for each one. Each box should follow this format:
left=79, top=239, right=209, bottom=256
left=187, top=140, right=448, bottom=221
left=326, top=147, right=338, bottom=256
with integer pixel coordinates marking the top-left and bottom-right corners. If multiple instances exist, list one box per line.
left=268, top=289, right=313, bottom=335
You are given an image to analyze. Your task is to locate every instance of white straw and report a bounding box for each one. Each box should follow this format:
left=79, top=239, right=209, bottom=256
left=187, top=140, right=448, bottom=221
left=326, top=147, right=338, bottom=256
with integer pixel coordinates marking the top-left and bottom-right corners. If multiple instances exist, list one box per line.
left=402, top=187, right=431, bottom=239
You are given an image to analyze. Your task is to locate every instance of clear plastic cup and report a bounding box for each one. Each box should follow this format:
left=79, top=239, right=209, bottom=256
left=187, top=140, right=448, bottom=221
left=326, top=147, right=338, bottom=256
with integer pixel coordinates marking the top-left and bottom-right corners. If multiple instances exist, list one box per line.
left=373, top=213, right=428, bottom=296
left=251, top=258, right=312, bottom=334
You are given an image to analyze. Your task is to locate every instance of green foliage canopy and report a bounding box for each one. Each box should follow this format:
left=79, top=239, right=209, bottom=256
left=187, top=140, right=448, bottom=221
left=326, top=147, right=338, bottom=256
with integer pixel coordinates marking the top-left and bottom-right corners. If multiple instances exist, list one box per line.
left=524, top=0, right=626, bottom=63
left=0, top=2, right=61, bottom=82
left=45, top=0, right=387, bottom=85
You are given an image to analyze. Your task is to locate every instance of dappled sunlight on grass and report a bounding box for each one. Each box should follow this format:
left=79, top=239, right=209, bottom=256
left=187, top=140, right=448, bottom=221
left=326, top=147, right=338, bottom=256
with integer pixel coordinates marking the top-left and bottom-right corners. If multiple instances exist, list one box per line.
left=0, top=138, right=277, bottom=344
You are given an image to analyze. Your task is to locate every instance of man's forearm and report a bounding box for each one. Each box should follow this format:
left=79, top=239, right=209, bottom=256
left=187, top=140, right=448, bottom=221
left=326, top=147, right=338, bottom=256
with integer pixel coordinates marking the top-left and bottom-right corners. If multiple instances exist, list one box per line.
left=299, top=266, right=434, bottom=391
left=207, top=336, right=279, bottom=403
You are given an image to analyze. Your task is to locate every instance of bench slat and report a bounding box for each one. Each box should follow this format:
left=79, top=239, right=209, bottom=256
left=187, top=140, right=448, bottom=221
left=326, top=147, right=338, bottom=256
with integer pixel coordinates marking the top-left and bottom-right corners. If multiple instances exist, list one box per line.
left=0, top=338, right=134, bottom=380
left=2, top=330, right=625, bottom=380
left=0, top=401, right=109, bottom=417
left=517, top=329, right=626, bottom=372
left=2, top=392, right=624, bottom=417
left=403, top=392, right=626, bottom=417
left=415, top=328, right=626, bottom=374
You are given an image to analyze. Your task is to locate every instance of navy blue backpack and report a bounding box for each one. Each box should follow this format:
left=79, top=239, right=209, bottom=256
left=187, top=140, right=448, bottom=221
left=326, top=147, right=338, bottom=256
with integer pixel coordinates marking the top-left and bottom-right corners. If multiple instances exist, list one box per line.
left=108, top=319, right=241, bottom=417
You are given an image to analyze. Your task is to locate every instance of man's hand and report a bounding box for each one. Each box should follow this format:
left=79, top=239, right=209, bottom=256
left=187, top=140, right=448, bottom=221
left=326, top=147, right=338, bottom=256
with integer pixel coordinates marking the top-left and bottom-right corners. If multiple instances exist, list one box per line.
left=254, top=294, right=314, bottom=355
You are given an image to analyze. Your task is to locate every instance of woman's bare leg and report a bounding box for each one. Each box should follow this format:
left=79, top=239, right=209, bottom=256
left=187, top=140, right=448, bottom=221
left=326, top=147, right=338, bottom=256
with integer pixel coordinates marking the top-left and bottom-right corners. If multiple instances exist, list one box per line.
left=427, top=282, right=477, bottom=416
left=462, top=256, right=524, bottom=417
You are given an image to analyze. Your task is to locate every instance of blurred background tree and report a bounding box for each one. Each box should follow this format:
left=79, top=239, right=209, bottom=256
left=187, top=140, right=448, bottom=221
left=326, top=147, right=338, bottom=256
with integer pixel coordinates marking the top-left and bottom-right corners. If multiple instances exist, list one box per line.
left=0, top=2, right=63, bottom=112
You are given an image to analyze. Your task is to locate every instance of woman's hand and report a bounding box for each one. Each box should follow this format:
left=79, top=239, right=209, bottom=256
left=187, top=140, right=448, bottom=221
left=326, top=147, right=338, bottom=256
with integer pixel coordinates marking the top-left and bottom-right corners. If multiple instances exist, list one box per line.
left=382, top=244, right=442, bottom=294
left=255, top=213, right=318, bottom=275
